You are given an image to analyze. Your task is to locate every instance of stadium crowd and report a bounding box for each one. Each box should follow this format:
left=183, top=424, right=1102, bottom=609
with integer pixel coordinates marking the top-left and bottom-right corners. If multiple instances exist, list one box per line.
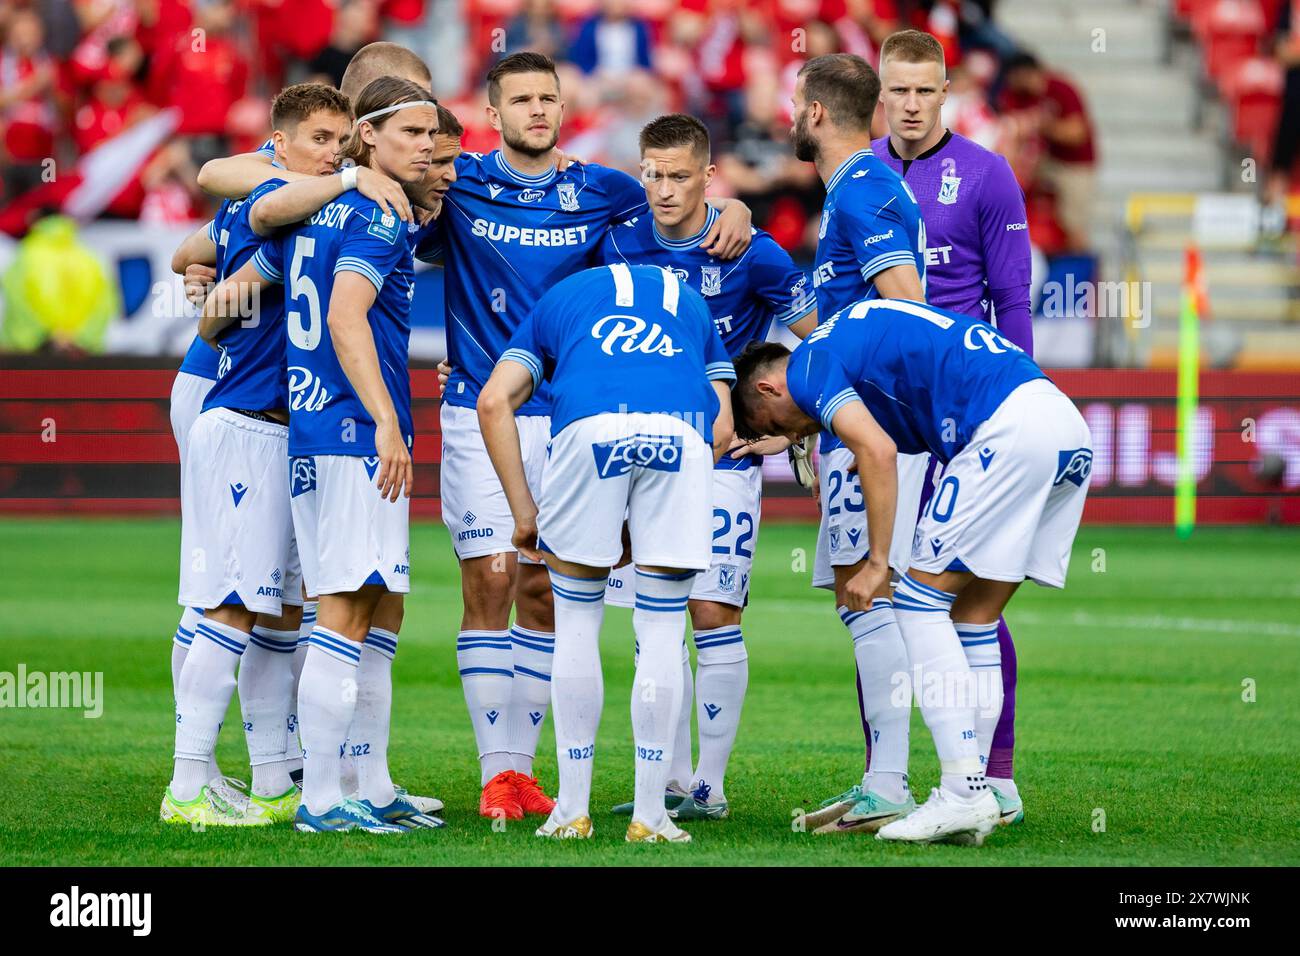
left=0, top=0, right=1108, bottom=260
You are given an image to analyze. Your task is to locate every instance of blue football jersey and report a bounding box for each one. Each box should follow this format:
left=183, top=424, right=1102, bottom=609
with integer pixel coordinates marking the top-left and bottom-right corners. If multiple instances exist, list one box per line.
left=202, top=178, right=289, bottom=413
left=811, top=148, right=926, bottom=453
left=252, top=191, right=418, bottom=458
left=177, top=140, right=280, bottom=380
left=416, top=150, right=649, bottom=416
left=600, top=205, right=814, bottom=471
left=500, top=264, right=735, bottom=442
left=786, top=298, right=1046, bottom=464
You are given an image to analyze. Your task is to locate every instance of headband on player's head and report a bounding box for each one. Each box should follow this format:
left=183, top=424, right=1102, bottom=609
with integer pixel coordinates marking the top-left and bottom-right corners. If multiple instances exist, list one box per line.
left=356, top=99, right=439, bottom=127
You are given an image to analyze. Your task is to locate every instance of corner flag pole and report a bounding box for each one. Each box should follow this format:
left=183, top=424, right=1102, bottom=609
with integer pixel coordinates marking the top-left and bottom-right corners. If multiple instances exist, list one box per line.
left=1175, top=245, right=1202, bottom=538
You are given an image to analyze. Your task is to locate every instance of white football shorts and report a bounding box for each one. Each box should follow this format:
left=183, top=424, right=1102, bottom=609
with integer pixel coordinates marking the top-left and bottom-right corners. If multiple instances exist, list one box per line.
left=440, top=402, right=549, bottom=563
left=909, top=379, right=1092, bottom=588
left=606, top=463, right=761, bottom=608
left=539, top=412, right=713, bottom=571
left=290, top=453, right=410, bottom=596
left=813, top=447, right=928, bottom=588
left=178, top=408, right=303, bottom=615
left=170, top=370, right=214, bottom=467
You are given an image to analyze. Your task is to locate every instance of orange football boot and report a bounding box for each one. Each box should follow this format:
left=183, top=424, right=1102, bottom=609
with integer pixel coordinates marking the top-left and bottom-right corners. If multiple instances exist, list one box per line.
left=479, top=770, right=524, bottom=820
left=511, top=772, right=557, bottom=816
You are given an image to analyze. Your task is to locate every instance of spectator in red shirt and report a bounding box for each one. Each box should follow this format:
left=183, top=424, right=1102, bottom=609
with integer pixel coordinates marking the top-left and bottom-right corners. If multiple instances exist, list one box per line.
left=998, top=51, right=1097, bottom=253
left=148, top=0, right=247, bottom=140
left=0, top=8, right=61, bottom=200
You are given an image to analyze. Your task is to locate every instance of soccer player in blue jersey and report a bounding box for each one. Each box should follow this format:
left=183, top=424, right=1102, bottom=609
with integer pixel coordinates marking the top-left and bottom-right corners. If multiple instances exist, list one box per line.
left=787, top=53, right=929, bottom=834
left=875, top=30, right=1034, bottom=825
left=173, top=42, right=446, bottom=819
left=731, top=298, right=1093, bottom=844
left=417, top=52, right=754, bottom=821
left=161, top=84, right=353, bottom=829
left=202, top=77, right=441, bottom=833
left=598, top=114, right=817, bottom=821
left=478, top=263, right=736, bottom=843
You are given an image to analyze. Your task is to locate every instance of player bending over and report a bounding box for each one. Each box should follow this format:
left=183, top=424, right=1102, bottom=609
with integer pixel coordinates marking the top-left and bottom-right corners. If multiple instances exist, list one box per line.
left=601, top=113, right=817, bottom=821
left=418, top=52, right=753, bottom=822
left=732, top=298, right=1092, bottom=845
left=873, top=29, right=1035, bottom=825
left=478, top=263, right=735, bottom=843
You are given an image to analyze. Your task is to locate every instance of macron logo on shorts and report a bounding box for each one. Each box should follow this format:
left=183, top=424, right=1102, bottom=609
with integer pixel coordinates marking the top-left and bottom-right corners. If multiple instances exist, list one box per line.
left=591, top=435, right=684, bottom=479
left=1054, top=448, right=1094, bottom=488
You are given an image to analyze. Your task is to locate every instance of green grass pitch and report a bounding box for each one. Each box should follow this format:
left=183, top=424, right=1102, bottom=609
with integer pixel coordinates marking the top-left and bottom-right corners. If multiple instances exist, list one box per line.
left=1, top=517, right=1297, bottom=866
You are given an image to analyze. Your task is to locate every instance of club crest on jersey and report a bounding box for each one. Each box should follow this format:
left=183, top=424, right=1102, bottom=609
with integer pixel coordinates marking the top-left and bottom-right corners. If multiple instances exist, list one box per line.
left=1054, top=448, right=1094, bottom=488
left=518, top=188, right=546, bottom=203
left=290, top=457, right=316, bottom=497
left=718, top=563, right=738, bottom=593
left=557, top=181, right=579, bottom=211
left=591, top=434, right=683, bottom=479
left=829, top=527, right=841, bottom=553
left=217, top=346, right=231, bottom=379
left=367, top=211, right=400, bottom=244
left=818, top=208, right=830, bottom=240
left=938, top=175, right=961, bottom=205
left=590, top=314, right=683, bottom=357
left=287, top=366, right=331, bottom=412
left=700, top=265, right=722, bottom=297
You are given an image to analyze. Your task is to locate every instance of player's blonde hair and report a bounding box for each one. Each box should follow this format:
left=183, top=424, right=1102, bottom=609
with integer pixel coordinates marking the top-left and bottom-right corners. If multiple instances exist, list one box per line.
left=879, top=30, right=947, bottom=73
left=340, top=41, right=433, bottom=102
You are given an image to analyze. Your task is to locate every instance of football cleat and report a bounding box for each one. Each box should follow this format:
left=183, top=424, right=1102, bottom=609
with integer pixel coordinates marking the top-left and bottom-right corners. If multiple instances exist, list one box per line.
left=875, top=787, right=998, bottom=845
left=796, top=782, right=863, bottom=831
left=247, top=786, right=301, bottom=824
left=360, top=794, right=445, bottom=829
left=535, top=813, right=594, bottom=839
left=814, top=789, right=915, bottom=835
left=511, top=772, right=557, bottom=816
left=611, top=782, right=689, bottom=816
left=294, top=799, right=404, bottom=834
left=160, top=786, right=267, bottom=827
left=479, top=770, right=524, bottom=821
left=990, top=784, right=1024, bottom=826
left=626, top=819, right=692, bottom=844
left=395, top=785, right=444, bottom=815
left=669, top=781, right=730, bottom=821
left=788, top=436, right=817, bottom=489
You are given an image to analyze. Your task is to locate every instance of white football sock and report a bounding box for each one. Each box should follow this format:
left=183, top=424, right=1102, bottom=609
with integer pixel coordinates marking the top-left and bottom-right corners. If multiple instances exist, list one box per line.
left=240, top=626, right=297, bottom=797
left=841, top=599, right=911, bottom=802
left=630, top=569, right=693, bottom=830
left=456, top=629, right=514, bottom=785
left=635, top=636, right=694, bottom=790
left=692, top=626, right=748, bottom=802
left=171, top=618, right=249, bottom=801
left=298, top=627, right=362, bottom=816
left=171, top=606, right=202, bottom=698
left=506, top=625, right=554, bottom=776
left=955, top=621, right=1004, bottom=772
left=892, top=575, right=986, bottom=799
left=548, top=570, right=607, bottom=822
left=287, top=603, right=316, bottom=774
left=350, top=627, right=398, bottom=807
